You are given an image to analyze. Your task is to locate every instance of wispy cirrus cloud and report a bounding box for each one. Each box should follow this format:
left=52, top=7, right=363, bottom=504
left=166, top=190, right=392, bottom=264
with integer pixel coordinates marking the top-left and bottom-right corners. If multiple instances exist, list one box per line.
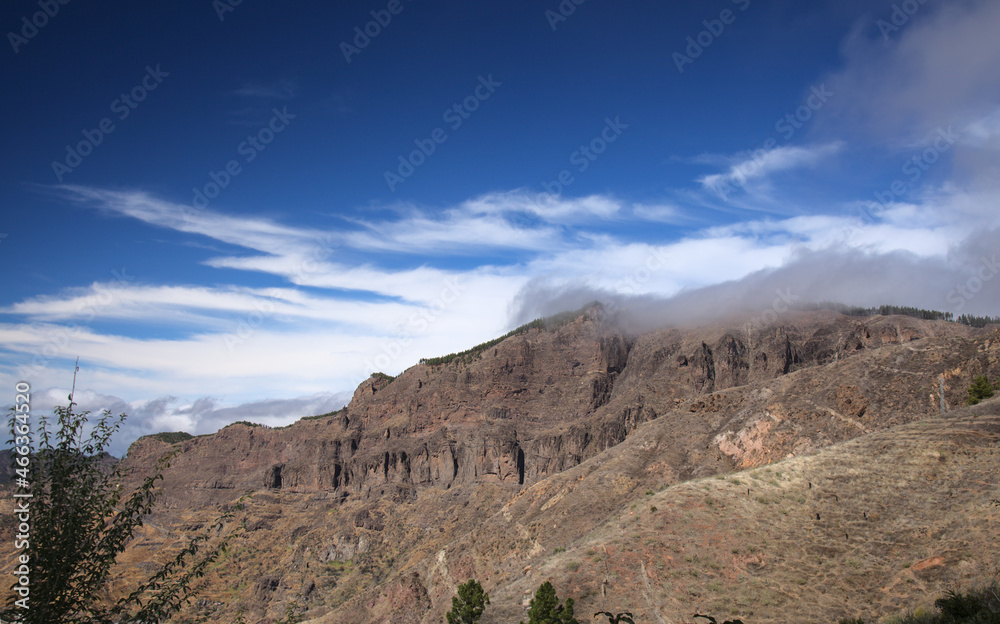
left=630, top=203, right=689, bottom=224
left=463, top=190, right=622, bottom=222
left=60, top=186, right=317, bottom=254
left=10, top=163, right=996, bottom=457
left=697, top=142, right=845, bottom=199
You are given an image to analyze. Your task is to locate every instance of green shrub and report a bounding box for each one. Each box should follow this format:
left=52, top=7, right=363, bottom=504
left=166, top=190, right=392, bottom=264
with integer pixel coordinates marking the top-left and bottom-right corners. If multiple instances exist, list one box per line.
left=967, top=375, right=995, bottom=405
left=845, top=581, right=1000, bottom=624
left=226, top=420, right=267, bottom=428
left=142, top=431, right=193, bottom=444
left=300, top=407, right=346, bottom=422
left=1, top=400, right=247, bottom=624
left=935, top=585, right=1000, bottom=623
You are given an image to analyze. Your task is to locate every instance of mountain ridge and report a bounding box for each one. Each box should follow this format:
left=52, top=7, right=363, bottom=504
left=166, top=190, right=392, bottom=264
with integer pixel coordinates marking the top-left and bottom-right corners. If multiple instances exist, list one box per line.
left=4, top=306, right=998, bottom=623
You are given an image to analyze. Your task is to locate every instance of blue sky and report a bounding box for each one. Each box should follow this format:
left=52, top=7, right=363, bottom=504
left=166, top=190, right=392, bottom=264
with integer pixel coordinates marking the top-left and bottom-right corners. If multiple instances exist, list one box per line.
left=2, top=0, right=999, bottom=454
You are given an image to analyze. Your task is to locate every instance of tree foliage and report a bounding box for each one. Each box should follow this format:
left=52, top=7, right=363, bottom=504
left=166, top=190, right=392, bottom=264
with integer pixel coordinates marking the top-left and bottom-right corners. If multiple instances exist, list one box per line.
left=841, top=581, right=1000, bottom=623
left=956, top=314, right=1000, bottom=328
left=594, top=612, right=635, bottom=624
left=446, top=579, right=490, bottom=624
left=3, top=400, right=247, bottom=624
left=695, top=615, right=745, bottom=624
left=967, top=375, right=996, bottom=405
left=419, top=307, right=584, bottom=367
left=521, top=581, right=579, bottom=624
left=809, top=302, right=955, bottom=322
left=798, top=302, right=1000, bottom=327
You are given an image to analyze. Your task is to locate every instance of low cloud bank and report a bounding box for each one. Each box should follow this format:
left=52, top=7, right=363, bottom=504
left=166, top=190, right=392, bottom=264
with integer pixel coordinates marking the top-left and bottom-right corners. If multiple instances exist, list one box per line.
left=510, top=228, right=1000, bottom=333
left=27, top=388, right=352, bottom=458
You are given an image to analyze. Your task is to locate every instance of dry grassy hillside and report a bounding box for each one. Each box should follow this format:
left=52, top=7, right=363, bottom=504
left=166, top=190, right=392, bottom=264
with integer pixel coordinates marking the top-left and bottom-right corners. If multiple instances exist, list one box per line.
left=468, top=399, right=1000, bottom=624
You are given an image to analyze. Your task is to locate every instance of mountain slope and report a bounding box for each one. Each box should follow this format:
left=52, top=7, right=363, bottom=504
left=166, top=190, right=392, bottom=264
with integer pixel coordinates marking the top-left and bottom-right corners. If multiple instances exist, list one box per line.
left=4, top=307, right=997, bottom=623
left=466, top=398, right=1000, bottom=623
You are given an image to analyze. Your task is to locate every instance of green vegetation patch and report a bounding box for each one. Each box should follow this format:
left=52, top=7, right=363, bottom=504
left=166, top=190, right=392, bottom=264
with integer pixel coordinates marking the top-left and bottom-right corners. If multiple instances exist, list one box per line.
left=967, top=374, right=998, bottom=406
left=300, top=407, right=346, bottom=422
left=141, top=431, right=193, bottom=444
left=419, top=306, right=586, bottom=367
left=806, top=301, right=1000, bottom=327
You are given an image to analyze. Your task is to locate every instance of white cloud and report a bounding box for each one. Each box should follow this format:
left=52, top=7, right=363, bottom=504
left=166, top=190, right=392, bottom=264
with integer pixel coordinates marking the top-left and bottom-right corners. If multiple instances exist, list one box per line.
left=463, top=190, right=621, bottom=222
left=341, top=211, right=562, bottom=254
left=631, top=203, right=688, bottom=223
left=960, top=109, right=1000, bottom=148
left=698, top=142, right=845, bottom=198
left=12, top=169, right=998, bottom=456
left=823, top=1, right=1000, bottom=145
left=22, top=387, right=350, bottom=458
left=61, top=186, right=318, bottom=255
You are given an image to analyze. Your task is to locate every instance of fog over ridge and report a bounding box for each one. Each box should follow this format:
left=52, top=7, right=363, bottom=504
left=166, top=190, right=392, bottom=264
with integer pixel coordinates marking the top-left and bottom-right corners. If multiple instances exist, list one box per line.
left=510, top=226, right=1000, bottom=333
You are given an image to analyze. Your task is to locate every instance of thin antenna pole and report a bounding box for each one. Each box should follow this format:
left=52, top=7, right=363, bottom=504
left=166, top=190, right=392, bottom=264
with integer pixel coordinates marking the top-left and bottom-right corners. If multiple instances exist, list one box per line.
left=69, top=356, right=80, bottom=405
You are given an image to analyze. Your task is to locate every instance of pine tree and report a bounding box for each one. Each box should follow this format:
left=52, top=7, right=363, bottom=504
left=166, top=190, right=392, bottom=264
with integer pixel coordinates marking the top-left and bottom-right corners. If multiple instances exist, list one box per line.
left=967, top=374, right=995, bottom=405
left=520, top=581, right=579, bottom=624
left=446, top=579, right=490, bottom=624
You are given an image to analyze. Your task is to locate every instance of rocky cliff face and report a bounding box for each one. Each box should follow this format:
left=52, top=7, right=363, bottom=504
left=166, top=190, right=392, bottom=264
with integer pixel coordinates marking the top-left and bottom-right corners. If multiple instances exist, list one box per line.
left=109, top=308, right=999, bottom=624
left=129, top=309, right=968, bottom=506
